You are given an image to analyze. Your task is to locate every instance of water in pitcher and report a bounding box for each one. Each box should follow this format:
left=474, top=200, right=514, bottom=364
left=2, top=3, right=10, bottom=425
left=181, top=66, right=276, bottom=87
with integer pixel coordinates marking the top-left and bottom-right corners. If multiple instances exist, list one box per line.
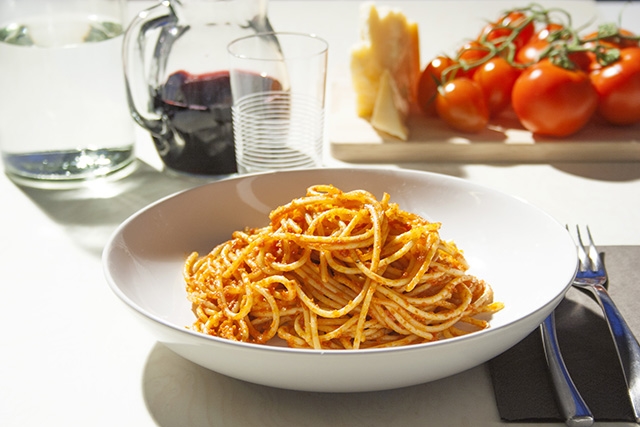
left=0, top=13, right=135, bottom=183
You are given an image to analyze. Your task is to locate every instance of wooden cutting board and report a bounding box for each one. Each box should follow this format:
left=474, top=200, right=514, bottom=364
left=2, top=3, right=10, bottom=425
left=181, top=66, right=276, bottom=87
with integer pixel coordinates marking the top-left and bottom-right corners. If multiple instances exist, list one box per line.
left=329, top=81, right=640, bottom=163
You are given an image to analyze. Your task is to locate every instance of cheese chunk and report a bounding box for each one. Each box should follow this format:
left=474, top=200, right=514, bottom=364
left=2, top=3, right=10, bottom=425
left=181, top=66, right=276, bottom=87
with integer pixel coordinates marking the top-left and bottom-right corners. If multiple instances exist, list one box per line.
left=350, top=2, right=420, bottom=140
left=371, top=69, right=409, bottom=140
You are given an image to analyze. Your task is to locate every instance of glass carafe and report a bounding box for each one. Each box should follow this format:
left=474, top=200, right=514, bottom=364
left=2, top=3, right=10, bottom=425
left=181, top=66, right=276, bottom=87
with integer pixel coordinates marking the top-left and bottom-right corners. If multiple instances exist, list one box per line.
left=123, top=0, right=276, bottom=175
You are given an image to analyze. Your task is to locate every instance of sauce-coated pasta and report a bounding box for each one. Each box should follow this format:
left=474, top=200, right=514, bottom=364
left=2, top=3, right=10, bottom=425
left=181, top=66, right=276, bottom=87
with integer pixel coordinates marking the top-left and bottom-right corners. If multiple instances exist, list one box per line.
left=184, top=185, right=503, bottom=349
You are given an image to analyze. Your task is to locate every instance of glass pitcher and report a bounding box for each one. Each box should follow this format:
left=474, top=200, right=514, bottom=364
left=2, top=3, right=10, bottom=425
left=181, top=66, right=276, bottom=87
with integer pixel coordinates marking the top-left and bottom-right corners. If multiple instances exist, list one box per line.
left=123, top=0, right=276, bottom=175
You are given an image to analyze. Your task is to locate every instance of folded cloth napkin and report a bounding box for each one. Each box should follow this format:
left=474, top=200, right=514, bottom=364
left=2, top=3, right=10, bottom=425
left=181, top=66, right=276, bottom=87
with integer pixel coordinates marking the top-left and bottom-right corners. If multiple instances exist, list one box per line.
left=488, top=246, right=640, bottom=423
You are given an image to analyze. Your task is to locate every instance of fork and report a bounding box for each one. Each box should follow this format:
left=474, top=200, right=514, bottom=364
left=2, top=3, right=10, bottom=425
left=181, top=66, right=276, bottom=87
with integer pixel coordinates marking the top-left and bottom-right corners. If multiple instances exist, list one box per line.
left=541, top=311, right=594, bottom=426
left=570, top=225, right=640, bottom=423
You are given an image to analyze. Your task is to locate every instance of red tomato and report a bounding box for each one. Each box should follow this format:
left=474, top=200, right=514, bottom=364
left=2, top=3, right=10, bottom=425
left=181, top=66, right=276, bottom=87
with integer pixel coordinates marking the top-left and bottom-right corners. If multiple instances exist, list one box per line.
left=583, top=28, right=639, bottom=49
left=583, top=39, right=620, bottom=71
left=479, top=22, right=511, bottom=47
left=516, top=38, right=549, bottom=65
left=417, top=56, right=457, bottom=115
left=583, top=28, right=639, bottom=71
left=569, top=51, right=593, bottom=73
left=534, top=23, right=566, bottom=42
left=479, top=11, right=534, bottom=52
left=501, top=11, right=535, bottom=50
left=436, top=78, right=489, bottom=133
left=511, top=60, right=598, bottom=137
left=590, top=47, right=640, bottom=125
left=517, top=23, right=581, bottom=66
left=472, top=57, right=521, bottom=116
left=516, top=38, right=591, bottom=71
left=457, top=40, right=491, bottom=76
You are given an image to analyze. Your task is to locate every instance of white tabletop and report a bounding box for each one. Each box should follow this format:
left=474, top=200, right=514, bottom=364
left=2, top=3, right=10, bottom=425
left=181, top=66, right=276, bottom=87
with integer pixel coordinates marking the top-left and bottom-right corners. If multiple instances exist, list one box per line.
left=1, top=1, right=639, bottom=426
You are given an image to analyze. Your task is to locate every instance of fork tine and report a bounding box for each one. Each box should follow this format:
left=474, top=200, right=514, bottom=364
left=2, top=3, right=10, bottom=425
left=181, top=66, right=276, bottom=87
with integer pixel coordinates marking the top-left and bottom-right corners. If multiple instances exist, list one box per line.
left=573, top=225, right=591, bottom=272
left=583, top=226, right=604, bottom=273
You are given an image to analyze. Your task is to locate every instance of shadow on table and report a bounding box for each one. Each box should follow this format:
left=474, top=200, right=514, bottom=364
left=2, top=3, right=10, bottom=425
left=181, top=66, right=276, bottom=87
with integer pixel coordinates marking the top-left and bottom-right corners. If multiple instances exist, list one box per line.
left=15, top=159, right=228, bottom=257
left=390, top=163, right=469, bottom=179
left=397, top=161, right=640, bottom=183
left=140, top=341, right=497, bottom=427
left=550, top=162, right=640, bottom=182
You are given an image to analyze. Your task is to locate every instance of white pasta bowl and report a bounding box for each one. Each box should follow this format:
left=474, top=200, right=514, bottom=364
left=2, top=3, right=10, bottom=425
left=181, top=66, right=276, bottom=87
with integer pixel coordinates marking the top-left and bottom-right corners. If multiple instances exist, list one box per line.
left=103, top=167, right=577, bottom=392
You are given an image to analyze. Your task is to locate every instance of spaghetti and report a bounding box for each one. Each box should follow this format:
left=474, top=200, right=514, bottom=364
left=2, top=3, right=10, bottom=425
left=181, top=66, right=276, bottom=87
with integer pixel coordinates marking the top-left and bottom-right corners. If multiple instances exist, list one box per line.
left=184, top=184, right=503, bottom=349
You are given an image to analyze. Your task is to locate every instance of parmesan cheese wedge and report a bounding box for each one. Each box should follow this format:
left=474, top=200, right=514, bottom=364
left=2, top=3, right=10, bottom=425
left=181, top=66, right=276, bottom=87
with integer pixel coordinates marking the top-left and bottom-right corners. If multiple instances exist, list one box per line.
left=371, top=69, right=409, bottom=140
left=350, top=2, right=420, bottom=140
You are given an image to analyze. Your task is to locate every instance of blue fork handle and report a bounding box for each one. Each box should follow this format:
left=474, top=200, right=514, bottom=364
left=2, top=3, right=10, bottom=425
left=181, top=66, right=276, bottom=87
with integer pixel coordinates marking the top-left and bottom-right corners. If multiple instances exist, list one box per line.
left=586, top=284, right=640, bottom=424
left=540, top=313, right=594, bottom=427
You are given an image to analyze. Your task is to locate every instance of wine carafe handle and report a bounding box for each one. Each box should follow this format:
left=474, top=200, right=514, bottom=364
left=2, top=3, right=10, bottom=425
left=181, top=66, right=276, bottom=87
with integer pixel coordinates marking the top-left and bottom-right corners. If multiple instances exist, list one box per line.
left=123, top=1, right=176, bottom=136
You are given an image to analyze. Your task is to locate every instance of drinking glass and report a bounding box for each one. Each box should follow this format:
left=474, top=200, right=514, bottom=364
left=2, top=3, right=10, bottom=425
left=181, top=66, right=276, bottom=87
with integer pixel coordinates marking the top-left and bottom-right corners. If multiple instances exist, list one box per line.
left=228, top=32, right=328, bottom=174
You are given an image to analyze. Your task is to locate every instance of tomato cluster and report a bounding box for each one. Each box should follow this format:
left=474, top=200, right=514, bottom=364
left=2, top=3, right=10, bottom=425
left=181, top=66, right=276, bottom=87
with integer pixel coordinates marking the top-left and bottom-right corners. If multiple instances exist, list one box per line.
left=417, top=5, right=640, bottom=137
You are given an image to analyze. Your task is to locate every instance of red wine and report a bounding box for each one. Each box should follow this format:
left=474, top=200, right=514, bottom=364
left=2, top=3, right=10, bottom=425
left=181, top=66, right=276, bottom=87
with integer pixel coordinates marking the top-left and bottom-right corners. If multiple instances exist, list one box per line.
left=153, top=70, right=284, bottom=175
left=153, top=70, right=236, bottom=175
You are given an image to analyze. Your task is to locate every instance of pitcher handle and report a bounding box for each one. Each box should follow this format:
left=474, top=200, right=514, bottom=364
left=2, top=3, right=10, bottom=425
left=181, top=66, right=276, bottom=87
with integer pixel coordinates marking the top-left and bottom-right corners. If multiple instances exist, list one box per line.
left=123, top=0, right=176, bottom=135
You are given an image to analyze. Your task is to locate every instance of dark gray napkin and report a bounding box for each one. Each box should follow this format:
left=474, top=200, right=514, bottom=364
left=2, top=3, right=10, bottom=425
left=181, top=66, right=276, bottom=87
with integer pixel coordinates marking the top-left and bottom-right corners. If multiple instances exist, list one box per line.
left=488, top=246, right=640, bottom=423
